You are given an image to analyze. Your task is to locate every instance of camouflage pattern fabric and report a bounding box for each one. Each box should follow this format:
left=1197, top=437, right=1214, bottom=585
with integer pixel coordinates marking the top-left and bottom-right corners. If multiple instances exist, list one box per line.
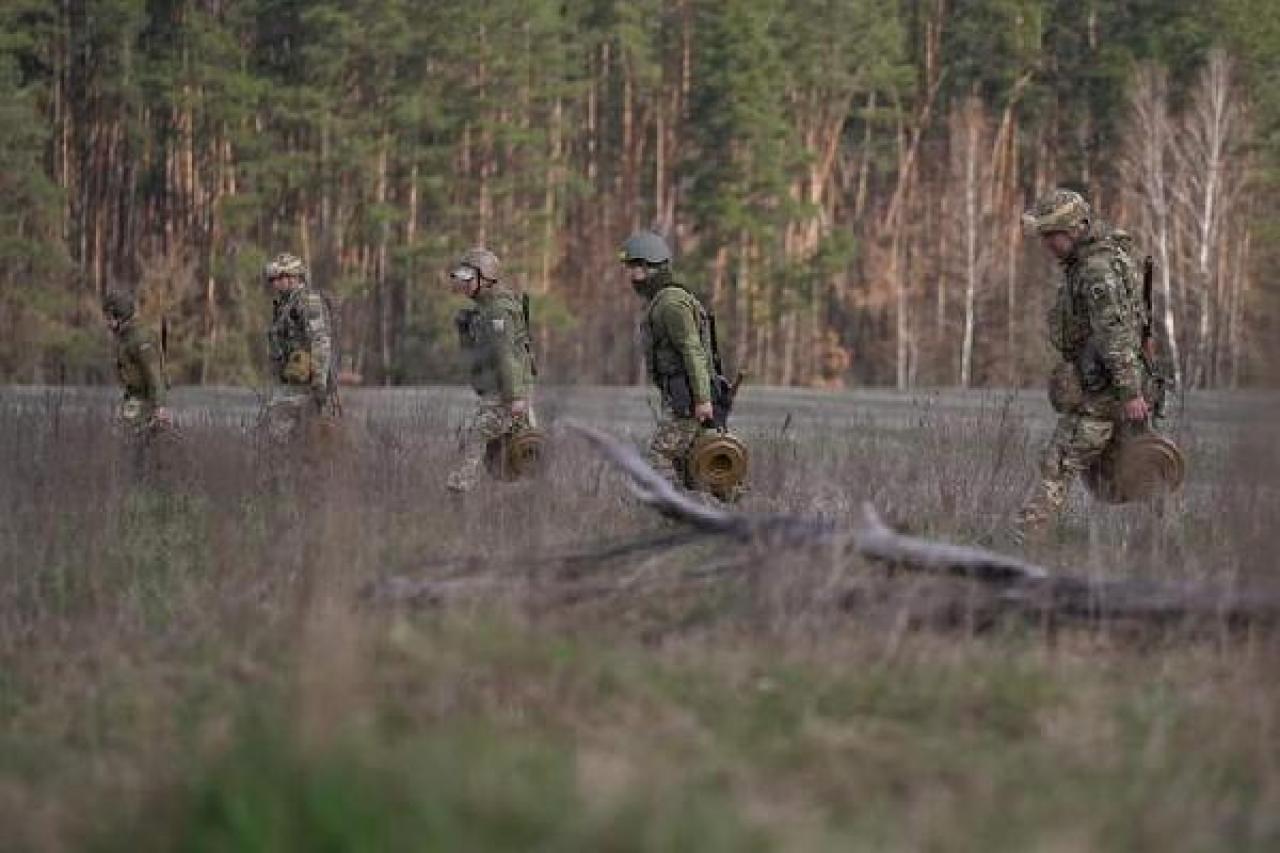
left=113, top=318, right=167, bottom=430
left=637, top=271, right=714, bottom=415
left=447, top=398, right=531, bottom=493
left=1016, top=413, right=1116, bottom=531
left=1046, top=226, right=1147, bottom=403
left=268, top=285, right=334, bottom=406
left=646, top=411, right=702, bottom=488
left=455, top=285, right=535, bottom=402
left=1022, top=188, right=1091, bottom=235
left=262, top=386, right=315, bottom=444
left=1018, top=222, right=1149, bottom=532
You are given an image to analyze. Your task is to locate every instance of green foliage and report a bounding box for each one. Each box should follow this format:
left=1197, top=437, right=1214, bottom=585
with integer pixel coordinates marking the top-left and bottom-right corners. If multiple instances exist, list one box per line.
left=0, top=0, right=1274, bottom=385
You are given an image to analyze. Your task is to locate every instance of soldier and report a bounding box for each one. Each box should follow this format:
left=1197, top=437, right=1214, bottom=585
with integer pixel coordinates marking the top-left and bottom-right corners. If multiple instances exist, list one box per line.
left=620, top=230, right=721, bottom=490
left=263, top=252, right=337, bottom=442
left=101, top=289, right=171, bottom=434
left=445, top=247, right=537, bottom=493
left=1015, top=188, right=1153, bottom=535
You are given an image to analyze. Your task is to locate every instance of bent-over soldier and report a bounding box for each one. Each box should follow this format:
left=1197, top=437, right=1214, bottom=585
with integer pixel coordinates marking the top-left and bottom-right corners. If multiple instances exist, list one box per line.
left=1016, top=188, right=1154, bottom=534
left=445, top=247, right=537, bottom=493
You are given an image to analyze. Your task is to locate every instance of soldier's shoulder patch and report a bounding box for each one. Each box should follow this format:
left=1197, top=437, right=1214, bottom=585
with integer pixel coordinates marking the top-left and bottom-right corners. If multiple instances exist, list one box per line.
left=491, top=317, right=505, bottom=332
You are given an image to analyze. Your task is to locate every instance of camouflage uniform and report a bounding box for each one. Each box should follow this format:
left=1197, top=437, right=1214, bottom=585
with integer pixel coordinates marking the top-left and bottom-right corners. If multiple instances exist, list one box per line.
left=103, top=291, right=168, bottom=433
left=1017, top=190, right=1150, bottom=532
left=637, top=269, right=716, bottom=487
left=264, top=254, right=336, bottom=443
left=446, top=249, right=536, bottom=493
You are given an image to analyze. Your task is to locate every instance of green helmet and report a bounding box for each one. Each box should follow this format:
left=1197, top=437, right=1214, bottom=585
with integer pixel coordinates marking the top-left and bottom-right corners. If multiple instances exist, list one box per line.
left=101, top=289, right=136, bottom=321
left=619, top=231, right=672, bottom=266
left=264, top=251, right=309, bottom=284
left=1022, top=188, right=1091, bottom=235
left=452, top=247, right=501, bottom=282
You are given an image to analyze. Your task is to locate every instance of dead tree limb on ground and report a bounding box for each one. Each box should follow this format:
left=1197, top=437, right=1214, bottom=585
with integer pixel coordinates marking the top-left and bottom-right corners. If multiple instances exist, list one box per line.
left=570, top=422, right=1280, bottom=626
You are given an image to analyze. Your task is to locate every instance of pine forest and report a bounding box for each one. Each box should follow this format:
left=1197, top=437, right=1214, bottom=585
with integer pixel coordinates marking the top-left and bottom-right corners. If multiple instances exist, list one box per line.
left=1, top=0, right=1277, bottom=390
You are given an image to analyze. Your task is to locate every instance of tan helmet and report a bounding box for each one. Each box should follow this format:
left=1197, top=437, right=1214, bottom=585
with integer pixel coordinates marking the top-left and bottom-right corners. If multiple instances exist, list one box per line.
left=453, top=247, right=501, bottom=283
left=686, top=430, right=749, bottom=500
left=1083, top=427, right=1186, bottom=504
left=1022, top=188, right=1091, bottom=235
left=264, top=252, right=309, bottom=284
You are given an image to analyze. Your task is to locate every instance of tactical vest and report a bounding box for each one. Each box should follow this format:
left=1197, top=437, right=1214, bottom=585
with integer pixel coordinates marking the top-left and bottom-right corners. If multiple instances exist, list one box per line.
left=1048, top=228, right=1147, bottom=393
left=455, top=288, right=534, bottom=398
left=114, top=322, right=162, bottom=403
left=641, top=284, right=715, bottom=415
left=268, top=286, right=331, bottom=386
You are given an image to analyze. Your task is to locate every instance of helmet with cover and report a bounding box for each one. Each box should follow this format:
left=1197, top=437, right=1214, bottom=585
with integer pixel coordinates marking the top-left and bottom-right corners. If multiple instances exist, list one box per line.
left=101, top=289, right=136, bottom=322
left=451, top=247, right=501, bottom=284
left=263, top=252, right=309, bottom=285
left=619, top=231, right=673, bottom=266
left=1022, top=188, right=1091, bottom=235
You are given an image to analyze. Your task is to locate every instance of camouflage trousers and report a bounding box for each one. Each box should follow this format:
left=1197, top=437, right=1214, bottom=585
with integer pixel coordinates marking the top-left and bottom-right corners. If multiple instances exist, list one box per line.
left=263, top=385, right=321, bottom=444
left=117, top=397, right=160, bottom=436
left=1016, top=412, right=1116, bottom=532
left=446, top=398, right=531, bottom=493
left=646, top=413, right=702, bottom=488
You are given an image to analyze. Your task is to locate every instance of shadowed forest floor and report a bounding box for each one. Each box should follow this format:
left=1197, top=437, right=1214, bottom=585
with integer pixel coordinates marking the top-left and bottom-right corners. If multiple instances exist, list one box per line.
left=2, top=387, right=1278, bottom=851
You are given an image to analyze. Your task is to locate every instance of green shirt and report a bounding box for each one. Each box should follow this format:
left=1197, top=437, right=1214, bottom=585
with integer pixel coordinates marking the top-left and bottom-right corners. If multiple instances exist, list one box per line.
left=114, top=320, right=167, bottom=407
left=640, top=275, right=713, bottom=407
left=458, top=286, right=534, bottom=401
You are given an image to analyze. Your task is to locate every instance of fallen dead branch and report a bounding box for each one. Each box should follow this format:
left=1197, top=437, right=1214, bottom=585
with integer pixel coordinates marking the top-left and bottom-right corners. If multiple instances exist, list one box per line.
left=569, top=422, right=1280, bottom=626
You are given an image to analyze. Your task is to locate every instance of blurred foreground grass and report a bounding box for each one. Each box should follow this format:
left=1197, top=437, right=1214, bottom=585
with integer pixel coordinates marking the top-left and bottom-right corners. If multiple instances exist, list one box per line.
left=1, top=390, right=1277, bottom=851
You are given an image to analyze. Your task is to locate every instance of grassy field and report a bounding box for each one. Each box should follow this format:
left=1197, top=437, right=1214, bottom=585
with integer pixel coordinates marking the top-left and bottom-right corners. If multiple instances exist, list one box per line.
left=2, top=387, right=1278, bottom=851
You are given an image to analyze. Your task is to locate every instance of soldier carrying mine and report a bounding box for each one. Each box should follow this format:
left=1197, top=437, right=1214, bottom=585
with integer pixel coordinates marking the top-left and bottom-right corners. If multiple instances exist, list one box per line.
left=101, top=289, right=172, bottom=435
left=1015, top=188, right=1165, bottom=535
left=445, top=247, right=539, bottom=493
left=621, top=230, right=745, bottom=499
left=263, top=252, right=338, bottom=442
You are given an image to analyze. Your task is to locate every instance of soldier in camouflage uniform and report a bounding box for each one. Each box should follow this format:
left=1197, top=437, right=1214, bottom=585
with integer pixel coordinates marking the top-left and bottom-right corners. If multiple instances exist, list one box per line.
left=620, top=231, right=718, bottom=489
left=263, top=252, right=337, bottom=442
left=1016, top=189, right=1153, bottom=534
left=102, top=289, right=172, bottom=434
left=445, top=247, right=537, bottom=493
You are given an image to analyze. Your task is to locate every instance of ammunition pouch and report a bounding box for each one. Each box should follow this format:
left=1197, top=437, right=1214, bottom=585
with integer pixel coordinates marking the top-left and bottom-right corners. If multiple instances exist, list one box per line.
left=455, top=308, right=481, bottom=349
left=281, top=350, right=314, bottom=385
left=1048, top=361, right=1085, bottom=414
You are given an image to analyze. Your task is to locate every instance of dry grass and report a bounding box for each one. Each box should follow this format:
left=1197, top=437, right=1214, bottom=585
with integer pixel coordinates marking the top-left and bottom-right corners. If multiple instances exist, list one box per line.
left=1, top=388, right=1278, bottom=851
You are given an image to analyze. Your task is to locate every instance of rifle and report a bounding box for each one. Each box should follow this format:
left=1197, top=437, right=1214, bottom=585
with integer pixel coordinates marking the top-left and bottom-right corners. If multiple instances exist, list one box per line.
left=160, top=314, right=170, bottom=390
left=1142, top=255, right=1155, bottom=363
left=1140, top=255, right=1171, bottom=421
left=705, top=311, right=743, bottom=429
left=522, top=292, right=539, bottom=377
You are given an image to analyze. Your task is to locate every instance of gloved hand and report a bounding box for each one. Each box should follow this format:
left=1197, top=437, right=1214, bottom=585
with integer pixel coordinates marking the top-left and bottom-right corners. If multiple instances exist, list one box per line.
left=1122, top=395, right=1150, bottom=422
left=693, top=400, right=714, bottom=426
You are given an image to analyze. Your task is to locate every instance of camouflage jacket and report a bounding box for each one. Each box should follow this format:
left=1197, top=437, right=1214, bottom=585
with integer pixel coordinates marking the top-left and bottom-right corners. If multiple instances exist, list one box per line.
left=638, top=272, right=713, bottom=413
left=268, top=286, right=334, bottom=391
left=1047, top=226, right=1147, bottom=402
left=113, top=319, right=167, bottom=407
left=455, top=285, right=534, bottom=401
